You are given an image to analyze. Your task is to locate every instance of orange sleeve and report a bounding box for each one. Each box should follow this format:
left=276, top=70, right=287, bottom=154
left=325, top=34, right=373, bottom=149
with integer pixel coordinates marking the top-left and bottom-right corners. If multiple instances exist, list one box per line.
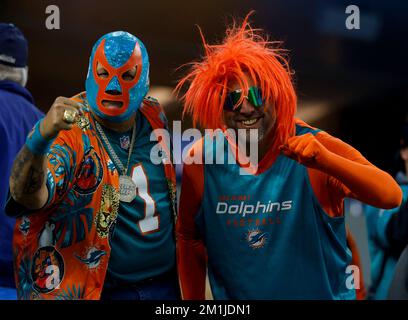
left=307, top=130, right=402, bottom=217
left=346, top=229, right=367, bottom=300
left=176, top=140, right=207, bottom=300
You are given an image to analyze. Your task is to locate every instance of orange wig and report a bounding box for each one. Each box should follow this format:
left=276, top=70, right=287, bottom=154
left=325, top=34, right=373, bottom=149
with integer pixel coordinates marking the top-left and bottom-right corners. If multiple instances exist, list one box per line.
left=175, top=12, right=297, bottom=148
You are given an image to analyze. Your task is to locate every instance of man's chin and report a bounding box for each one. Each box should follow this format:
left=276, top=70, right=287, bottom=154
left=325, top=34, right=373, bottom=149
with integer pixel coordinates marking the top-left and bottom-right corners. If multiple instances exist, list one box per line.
left=249, top=129, right=263, bottom=144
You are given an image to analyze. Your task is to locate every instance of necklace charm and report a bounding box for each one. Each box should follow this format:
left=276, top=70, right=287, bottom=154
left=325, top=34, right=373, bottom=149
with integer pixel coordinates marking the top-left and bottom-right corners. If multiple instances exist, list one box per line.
left=94, top=120, right=137, bottom=203
left=119, top=175, right=137, bottom=203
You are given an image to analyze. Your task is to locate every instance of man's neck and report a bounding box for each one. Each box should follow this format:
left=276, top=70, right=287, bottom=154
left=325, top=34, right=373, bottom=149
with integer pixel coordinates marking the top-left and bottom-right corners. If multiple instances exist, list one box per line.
left=257, top=137, right=273, bottom=162
left=92, top=112, right=136, bottom=133
left=237, top=133, right=275, bottom=172
left=248, top=128, right=275, bottom=162
left=244, top=138, right=273, bottom=163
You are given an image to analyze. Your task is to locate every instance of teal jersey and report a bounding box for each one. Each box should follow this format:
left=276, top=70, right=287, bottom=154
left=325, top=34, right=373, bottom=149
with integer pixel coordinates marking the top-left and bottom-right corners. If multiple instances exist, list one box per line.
left=198, top=124, right=355, bottom=299
left=101, top=111, right=175, bottom=285
left=365, top=178, right=408, bottom=300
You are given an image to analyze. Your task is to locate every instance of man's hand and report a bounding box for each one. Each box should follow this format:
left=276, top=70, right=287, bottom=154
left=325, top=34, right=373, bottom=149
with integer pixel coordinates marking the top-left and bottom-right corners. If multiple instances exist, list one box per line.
left=40, top=97, right=83, bottom=139
left=279, top=133, right=330, bottom=170
left=9, top=96, right=82, bottom=210
left=279, top=131, right=402, bottom=210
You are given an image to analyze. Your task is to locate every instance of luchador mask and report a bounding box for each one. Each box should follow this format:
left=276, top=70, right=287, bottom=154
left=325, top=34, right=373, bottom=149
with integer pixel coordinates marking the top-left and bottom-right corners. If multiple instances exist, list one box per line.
left=85, top=31, right=149, bottom=122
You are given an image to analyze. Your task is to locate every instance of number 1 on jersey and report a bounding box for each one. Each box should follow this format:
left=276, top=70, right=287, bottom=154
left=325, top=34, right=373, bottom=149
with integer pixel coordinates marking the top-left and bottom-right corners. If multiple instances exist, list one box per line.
left=131, top=164, right=159, bottom=234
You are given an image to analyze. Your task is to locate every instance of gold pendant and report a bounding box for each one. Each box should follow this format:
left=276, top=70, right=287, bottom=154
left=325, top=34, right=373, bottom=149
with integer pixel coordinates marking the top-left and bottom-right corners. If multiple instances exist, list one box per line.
left=95, top=184, right=120, bottom=238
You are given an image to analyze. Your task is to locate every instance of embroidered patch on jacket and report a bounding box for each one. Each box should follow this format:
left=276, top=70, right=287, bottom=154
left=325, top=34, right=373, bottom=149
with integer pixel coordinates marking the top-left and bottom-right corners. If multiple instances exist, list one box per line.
left=73, top=148, right=103, bottom=194
left=75, top=246, right=107, bottom=269
left=31, top=246, right=65, bottom=294
left=19, top=216, right=30, bottom=236
left=95, top=184, right=119, bottom=238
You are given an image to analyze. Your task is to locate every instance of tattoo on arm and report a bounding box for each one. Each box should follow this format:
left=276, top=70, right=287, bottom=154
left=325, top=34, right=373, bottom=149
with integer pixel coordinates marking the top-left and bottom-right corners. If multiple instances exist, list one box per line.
left=10, top=145, right=47, bottom=201
left=23, top=166, right=45, bottom=194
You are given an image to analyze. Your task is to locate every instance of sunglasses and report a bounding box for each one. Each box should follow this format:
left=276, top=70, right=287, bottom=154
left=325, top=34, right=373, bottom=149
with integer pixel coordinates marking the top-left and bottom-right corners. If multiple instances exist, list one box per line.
left=224, top=86, right=264, bottom=111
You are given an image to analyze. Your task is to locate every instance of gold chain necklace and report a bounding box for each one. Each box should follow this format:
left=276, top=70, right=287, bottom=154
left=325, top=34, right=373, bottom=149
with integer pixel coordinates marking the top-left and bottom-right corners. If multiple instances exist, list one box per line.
left=95, top=120, right=137, bottom=203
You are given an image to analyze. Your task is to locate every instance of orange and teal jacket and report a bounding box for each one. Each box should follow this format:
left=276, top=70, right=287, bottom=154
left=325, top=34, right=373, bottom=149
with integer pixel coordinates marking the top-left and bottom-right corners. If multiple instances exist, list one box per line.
left=6, top=92, right=176, bottom=300
left=177, top=119, right=401, bottom=299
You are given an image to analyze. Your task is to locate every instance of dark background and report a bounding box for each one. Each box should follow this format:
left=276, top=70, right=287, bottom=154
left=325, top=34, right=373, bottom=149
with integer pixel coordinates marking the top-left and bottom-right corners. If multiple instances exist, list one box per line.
left=1, top=0, right=407, bottom=292
left=1, top=0, right=407, bottom=173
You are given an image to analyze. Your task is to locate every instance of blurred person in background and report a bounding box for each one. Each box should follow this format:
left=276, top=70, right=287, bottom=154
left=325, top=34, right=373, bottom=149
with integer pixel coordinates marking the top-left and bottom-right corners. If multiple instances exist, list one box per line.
left=175, top=14, right=402, bottom=300
left=365, top=124, right=408, bottom=300
left=5, top=31, right=178, bottom=300
left=0, top=23, right=43, bottom=299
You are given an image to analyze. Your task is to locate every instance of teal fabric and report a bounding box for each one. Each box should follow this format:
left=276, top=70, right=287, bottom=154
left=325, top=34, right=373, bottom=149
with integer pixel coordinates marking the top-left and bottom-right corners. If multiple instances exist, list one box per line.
left=101, top=111, right=175, bottom=285
left=365, top=181, right=408, bottom=300
left=197, top=124, right=355, bottom=299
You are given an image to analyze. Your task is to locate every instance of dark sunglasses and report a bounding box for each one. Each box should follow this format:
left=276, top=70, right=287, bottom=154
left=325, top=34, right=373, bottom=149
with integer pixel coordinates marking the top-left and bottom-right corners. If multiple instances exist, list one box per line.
left=224, top=86, right=263, bottom=111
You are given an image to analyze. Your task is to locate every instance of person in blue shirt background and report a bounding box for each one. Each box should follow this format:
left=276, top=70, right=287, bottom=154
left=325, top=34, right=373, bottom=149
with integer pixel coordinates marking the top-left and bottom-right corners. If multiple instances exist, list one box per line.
left=365, top=124, right=408, bottom=299
left=0, top=23, right=44, bottom=299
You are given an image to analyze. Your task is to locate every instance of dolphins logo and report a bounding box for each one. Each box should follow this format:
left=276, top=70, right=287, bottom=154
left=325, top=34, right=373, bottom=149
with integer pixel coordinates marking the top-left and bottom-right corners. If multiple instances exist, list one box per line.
left=75, top=247, right=106, bottom=269
left=19, top=216, right=30, bottom=235
left=245, top=229, right=270, bottom=249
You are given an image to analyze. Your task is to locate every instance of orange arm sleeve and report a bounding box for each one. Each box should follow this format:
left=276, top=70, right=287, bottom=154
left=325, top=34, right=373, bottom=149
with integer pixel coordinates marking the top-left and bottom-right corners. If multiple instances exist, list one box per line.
left=176, top=142, right=207, bottom=300
left=310, top=130, right=402, bottom=210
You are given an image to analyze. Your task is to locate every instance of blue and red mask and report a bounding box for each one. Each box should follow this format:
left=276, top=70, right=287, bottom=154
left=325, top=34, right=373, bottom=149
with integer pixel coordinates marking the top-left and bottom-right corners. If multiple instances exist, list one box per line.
left=85, top=31, right=149, bottom=122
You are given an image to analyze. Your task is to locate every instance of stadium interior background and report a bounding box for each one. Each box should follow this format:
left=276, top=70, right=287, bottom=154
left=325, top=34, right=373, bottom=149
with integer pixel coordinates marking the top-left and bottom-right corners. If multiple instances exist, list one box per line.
left=1, top=0, right=408, bottom=290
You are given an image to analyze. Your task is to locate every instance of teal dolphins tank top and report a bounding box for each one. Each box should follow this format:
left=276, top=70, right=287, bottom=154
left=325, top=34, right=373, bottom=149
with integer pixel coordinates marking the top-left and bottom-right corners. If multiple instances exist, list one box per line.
left=197, top=124, right=355, bottom=299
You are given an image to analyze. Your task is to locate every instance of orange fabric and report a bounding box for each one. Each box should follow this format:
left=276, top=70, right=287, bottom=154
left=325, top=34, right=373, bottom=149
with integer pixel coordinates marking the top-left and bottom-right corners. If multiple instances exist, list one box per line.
left=346, top=229, right=367, bottom=300
left=13, top=97, right=116, bottom=300
left=176, top=139, right=207, bottom=300
left=281, top=125, right=402, bottom=212
left=12, top=92, right=175, bottom=300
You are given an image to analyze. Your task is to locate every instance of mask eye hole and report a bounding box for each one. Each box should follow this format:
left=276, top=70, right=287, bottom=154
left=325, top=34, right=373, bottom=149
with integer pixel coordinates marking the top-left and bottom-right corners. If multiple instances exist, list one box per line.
left=121, top=66, right=137, bottom=81
left=96, top=62, right=109, bottom=79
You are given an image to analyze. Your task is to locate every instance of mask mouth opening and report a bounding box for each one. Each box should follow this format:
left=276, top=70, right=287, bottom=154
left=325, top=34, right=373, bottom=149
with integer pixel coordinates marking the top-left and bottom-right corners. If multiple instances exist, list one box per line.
left=101, top=99, right=124, bottom=109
